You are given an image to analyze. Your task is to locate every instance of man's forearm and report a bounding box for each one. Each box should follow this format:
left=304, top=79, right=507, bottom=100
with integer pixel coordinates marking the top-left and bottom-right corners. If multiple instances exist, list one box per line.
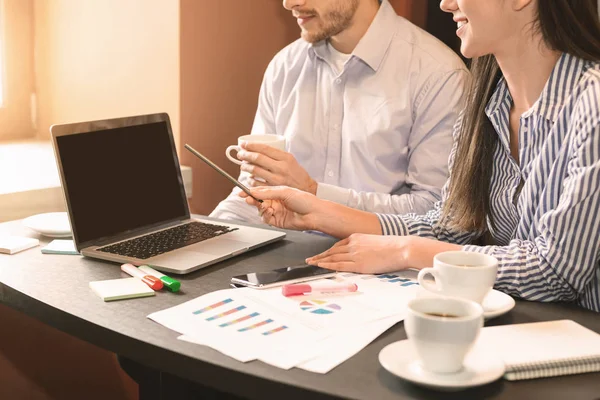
left=316, top=182, right=439, bottom=215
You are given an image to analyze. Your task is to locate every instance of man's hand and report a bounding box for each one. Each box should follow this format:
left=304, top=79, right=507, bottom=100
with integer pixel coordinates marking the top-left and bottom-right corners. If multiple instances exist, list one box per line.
left=237, top=142, right=318, bottom=195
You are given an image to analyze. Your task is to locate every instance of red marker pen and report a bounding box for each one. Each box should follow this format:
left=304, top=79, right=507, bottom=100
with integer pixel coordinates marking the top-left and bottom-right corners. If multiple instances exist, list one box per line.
left=282, top=282, right=358, bottom=297
left=121, top=263, right=163, bottom=290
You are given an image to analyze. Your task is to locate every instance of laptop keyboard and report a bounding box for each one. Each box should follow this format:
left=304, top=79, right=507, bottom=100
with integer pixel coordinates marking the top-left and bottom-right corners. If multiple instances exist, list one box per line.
left=97, top=221, right=238, bottom=260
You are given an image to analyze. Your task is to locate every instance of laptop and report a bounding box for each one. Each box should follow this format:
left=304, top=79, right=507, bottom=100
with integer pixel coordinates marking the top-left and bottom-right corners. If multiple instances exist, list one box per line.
left=50, top=113, right=285, bottom=274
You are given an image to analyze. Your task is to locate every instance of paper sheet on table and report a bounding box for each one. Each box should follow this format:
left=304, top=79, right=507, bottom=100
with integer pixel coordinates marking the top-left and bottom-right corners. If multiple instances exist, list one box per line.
left=178, top=312, right=406, bottom=372
left=296, top=314, right=405, bottom=373
left=149, top=288, right=323, bottom=362
left=150, top=271, right=420, bottom=373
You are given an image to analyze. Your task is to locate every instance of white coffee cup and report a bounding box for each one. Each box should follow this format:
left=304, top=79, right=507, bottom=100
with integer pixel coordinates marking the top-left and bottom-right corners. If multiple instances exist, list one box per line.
left=417, top=251, right=498, bottom=304
left=405, top=297, right=484, bottom=374
left=225, top=134, right=286, bottom=166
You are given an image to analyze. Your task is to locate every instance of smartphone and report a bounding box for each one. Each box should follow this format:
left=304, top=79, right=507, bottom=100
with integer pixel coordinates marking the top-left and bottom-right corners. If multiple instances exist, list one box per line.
left=230, top=265, right=336, bottom=289
left=184, top=144, right=262, bottom=203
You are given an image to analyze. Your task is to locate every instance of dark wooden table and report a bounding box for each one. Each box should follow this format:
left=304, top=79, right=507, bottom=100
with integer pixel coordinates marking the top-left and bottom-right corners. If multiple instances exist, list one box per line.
left=1, top=218, right=599, bottom=400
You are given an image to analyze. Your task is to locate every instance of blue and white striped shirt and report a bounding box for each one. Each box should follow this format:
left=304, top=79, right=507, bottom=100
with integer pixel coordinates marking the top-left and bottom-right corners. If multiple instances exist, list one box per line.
left=378, top=53, right=600, bottom=312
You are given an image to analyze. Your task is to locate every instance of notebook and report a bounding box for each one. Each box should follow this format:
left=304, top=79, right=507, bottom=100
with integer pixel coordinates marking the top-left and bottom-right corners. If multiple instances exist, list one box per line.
left=476, top=320, right=600, bottom=381
left=89, top=278, right=155, bottom=302
left=41, top=239, right=80, bottom=255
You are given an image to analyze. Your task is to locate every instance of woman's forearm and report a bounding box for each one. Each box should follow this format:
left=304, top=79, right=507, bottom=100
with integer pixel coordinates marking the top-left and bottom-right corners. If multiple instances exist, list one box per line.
left=308, top=200, right=382, bottom=238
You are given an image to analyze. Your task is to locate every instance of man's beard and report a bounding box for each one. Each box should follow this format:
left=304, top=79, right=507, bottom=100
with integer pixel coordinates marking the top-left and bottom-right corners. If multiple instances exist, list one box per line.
left=301, top=0, right=360, bottom=43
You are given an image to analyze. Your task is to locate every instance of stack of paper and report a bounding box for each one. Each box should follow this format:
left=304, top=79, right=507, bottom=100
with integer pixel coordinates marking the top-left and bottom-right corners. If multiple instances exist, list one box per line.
left=0, top=236, right=39, bottom=254
left=148, top=271, right=420, bottom=373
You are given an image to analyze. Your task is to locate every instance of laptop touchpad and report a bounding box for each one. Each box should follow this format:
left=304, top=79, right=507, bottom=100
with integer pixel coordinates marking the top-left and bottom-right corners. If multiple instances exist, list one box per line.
left=188, top=238, right=250, bottom=255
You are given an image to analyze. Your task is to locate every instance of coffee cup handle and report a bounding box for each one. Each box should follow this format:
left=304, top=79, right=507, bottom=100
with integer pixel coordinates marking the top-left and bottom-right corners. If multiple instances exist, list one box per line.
left=226, top=145, right=243, bottom=166
left=417, top=268, right=442, bottom=294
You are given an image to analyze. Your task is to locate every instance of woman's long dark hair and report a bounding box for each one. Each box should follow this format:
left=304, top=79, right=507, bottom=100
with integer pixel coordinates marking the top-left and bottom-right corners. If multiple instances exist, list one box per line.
left=441, top=0, right=600, bottom=233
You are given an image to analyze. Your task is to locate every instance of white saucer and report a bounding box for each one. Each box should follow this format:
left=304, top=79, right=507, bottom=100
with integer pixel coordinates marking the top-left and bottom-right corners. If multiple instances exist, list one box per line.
left=379, top=339, right=505, bottom=391
left=482, top=289, right=515, bottom=320
left=416, top=288, right=515, bottom=320
left=23, top=212, right=72, bottom=238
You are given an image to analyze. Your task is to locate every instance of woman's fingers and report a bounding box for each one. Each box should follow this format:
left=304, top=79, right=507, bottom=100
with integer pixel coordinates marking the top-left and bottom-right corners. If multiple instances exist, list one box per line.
left=315, top=262, right=357, bottom=272
left=311, top=253, right=354, bottom=264
left=306, top=238, right=350, bottom=263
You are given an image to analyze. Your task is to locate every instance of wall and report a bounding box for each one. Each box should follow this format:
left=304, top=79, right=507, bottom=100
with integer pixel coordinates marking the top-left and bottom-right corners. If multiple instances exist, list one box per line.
left=179, top=0, right=299, bottom=215
left=389, top=0, right=427, bottom=28
left=33, top=0, right=180, bottom=147
left=425, top=0, right=462, bottom=59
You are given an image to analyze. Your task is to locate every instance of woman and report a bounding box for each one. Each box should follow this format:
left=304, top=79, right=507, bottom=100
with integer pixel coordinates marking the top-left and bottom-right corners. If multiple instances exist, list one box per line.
left=241, top=0, right=600, bottom=312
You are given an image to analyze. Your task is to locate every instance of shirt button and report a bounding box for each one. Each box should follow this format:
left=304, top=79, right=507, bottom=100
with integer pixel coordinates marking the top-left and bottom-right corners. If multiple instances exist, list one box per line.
left=333, top=124, right=339, bottom=130
left=328, top=171, right=334, bottom=177
left=335, top=78, right=342, bottom=84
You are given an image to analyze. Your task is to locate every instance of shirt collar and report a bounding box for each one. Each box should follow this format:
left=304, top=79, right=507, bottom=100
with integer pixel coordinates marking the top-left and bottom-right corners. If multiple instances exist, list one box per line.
left=486, top=53, right=588, bottom=123
left=485, top=75, right=511, bottom=122
left=523, top=52, right=587, bottom=122
left=310, top=0, right=397, bottom=72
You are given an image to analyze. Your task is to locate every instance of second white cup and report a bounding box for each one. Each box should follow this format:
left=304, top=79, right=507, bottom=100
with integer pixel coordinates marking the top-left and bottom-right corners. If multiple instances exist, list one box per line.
left=417, top=251, right=498, bottom=304
left=405, top=296, right=484, bottom=374
left=225, top=134, right=286, bottom=166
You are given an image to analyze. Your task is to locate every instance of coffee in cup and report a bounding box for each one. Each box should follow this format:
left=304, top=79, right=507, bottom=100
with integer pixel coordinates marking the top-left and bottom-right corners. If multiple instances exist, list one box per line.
left=225, top=134, right=286, bottom=166
left=405, top=297, right=484, bottom=374
left=417, top=251, right=498, bottom=304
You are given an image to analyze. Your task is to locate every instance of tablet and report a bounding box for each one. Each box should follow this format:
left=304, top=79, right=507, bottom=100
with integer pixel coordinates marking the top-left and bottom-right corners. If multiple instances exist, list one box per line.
left=184, top=144, right=262, bottom=203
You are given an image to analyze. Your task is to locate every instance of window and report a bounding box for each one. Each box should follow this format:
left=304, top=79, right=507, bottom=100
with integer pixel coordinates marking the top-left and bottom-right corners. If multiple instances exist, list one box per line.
left=0, top=0, right=35, bottom=141
left=0, top=8, right=4, bottom=108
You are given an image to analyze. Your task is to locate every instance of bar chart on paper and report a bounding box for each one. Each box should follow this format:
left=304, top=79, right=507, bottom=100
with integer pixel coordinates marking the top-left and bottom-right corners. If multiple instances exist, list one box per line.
left=187, top=297, right=290, bottom=337
left=333, top=272, right=420, bottom=288
left=346, top=273, right=419, bottom=287
left=149, top=290, right=320, bottom=364
left=193, top=298, right=233, bottom=315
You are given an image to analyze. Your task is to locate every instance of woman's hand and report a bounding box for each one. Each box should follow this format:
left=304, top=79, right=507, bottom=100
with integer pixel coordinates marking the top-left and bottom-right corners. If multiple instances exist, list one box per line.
left=240, top=186, right=324, bottom=231
left=306, top=235, right=462, bottom=273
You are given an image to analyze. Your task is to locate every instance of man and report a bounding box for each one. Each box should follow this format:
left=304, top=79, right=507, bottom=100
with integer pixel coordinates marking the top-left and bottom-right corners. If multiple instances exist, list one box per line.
left=211, top=0, right=468, bottom=223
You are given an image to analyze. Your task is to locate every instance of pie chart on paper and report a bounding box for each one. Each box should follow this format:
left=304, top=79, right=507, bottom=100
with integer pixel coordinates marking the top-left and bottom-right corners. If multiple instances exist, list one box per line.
left=299, top=299, right=342, bottom=315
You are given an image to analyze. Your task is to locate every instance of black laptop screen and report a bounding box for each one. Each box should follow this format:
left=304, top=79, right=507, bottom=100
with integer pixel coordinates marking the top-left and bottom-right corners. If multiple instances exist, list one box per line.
left=56, top=121, right=189, bottom=245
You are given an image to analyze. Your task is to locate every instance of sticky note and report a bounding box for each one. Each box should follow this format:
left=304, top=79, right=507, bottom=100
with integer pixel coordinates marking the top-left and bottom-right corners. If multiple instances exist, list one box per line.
left=89, top=278, right=155, bottom=302
left=41, top=239, right=79, bottom=255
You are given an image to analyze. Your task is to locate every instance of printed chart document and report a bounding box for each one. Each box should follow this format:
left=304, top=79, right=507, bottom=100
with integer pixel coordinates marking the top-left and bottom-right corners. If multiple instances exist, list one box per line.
left=149, top=270, right=420, bottom=373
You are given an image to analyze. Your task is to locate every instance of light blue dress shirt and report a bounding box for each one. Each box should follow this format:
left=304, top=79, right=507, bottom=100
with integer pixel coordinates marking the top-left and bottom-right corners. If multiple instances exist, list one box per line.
left=211, top=0, right=469, bottom=224
left=378, top=53, right=600, bottom=312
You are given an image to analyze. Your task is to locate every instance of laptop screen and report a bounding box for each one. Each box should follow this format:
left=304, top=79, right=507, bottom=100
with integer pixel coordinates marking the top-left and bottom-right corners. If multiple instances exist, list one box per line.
left=56, top=120, right=189, bottom=246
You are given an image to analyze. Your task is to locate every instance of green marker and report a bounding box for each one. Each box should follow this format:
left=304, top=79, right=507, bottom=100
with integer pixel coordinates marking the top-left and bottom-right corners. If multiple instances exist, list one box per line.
left=139, top=265, right=181, bottom=292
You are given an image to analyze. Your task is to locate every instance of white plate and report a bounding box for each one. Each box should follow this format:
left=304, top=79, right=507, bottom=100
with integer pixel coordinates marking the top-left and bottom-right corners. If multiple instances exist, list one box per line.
left=482, top=289, right=515, bottom=320
left=22, top=212, right=72, bottom=238
left=416, top=288, right=515, bottom=320
left=379, top=339, right=505, bottom=391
